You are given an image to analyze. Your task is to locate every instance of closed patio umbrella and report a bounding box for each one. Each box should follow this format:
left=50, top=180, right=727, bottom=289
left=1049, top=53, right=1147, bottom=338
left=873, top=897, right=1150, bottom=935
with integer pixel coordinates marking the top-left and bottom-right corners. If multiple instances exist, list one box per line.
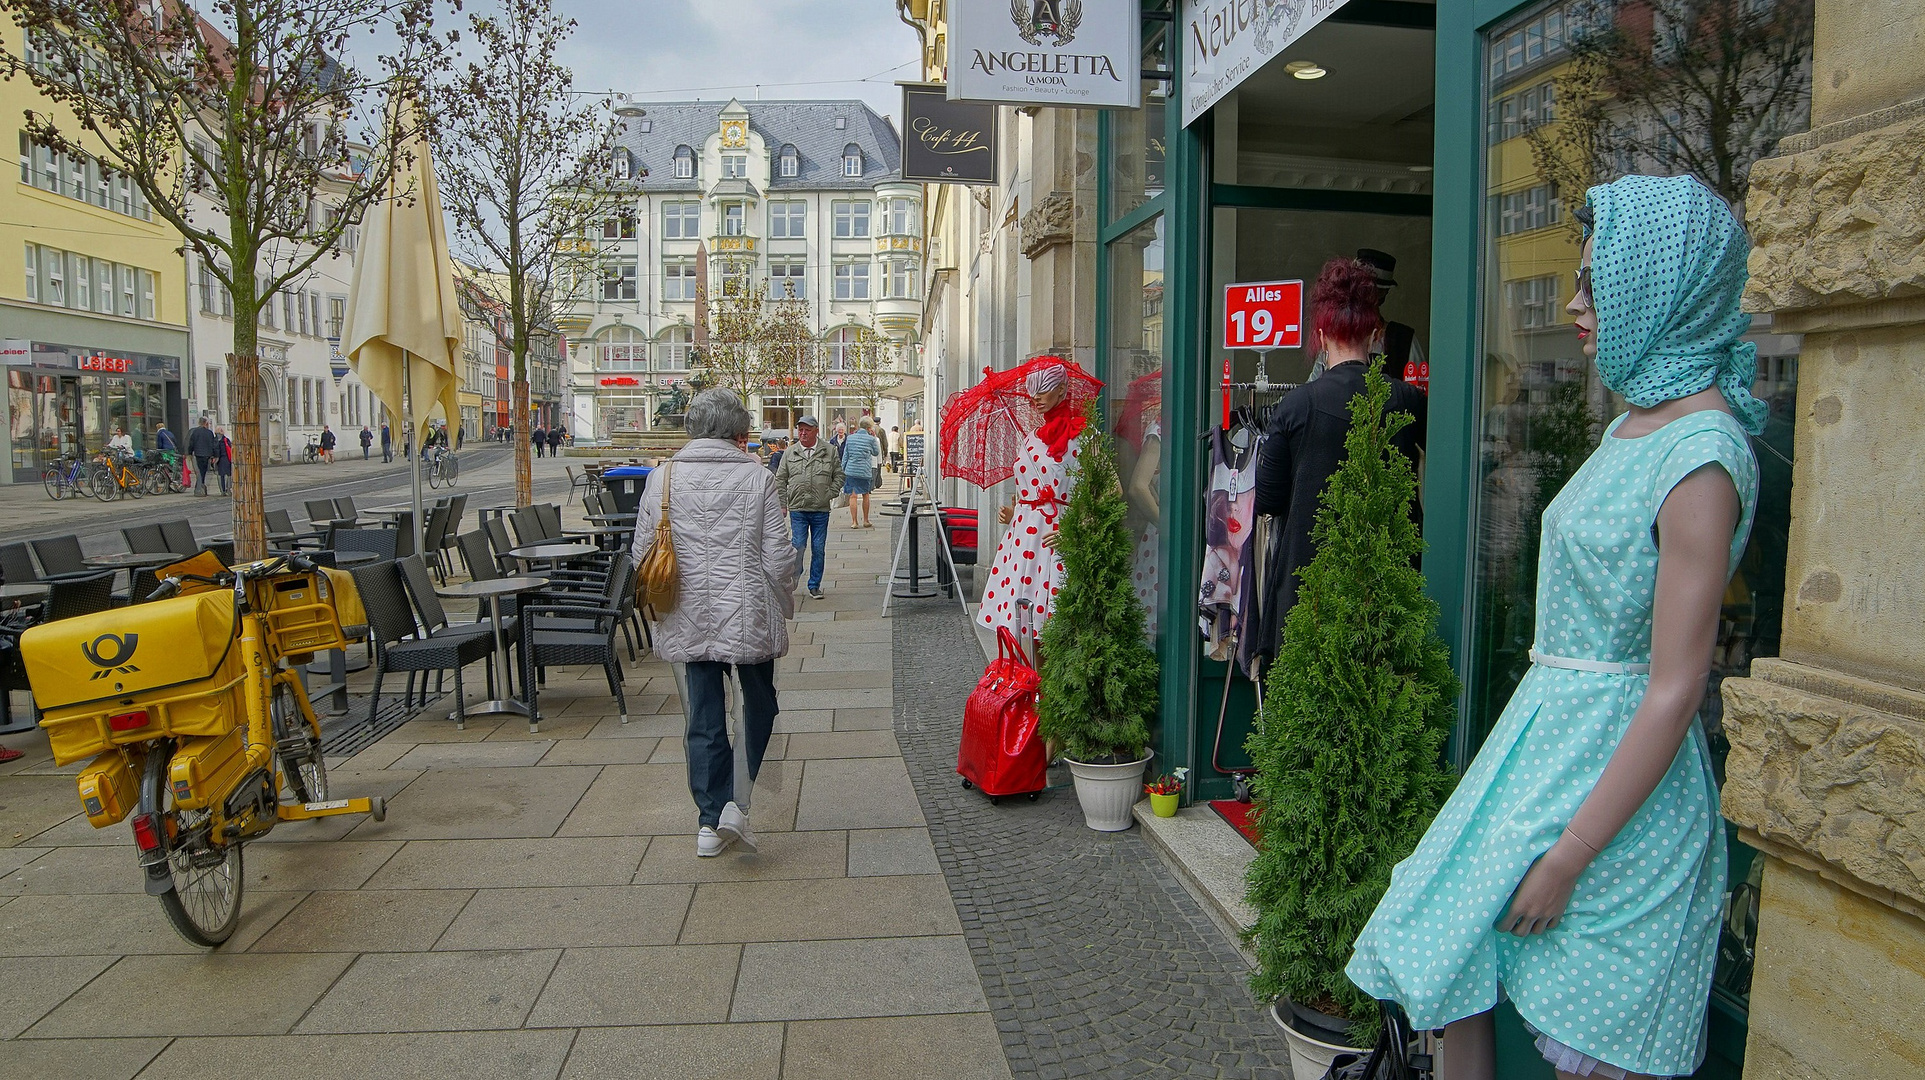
left=344, top=101, right=462, bottom=557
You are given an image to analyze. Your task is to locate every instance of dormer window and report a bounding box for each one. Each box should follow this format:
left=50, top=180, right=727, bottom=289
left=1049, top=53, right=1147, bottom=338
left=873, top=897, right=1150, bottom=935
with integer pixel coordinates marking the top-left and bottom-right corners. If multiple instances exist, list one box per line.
left=608, top=147, right=630, bottom=180
left=673, top=145, right=694, bottom=180
left=779, top=144, right=798, bottom=179
left=842, top=143, right=863, bottom=179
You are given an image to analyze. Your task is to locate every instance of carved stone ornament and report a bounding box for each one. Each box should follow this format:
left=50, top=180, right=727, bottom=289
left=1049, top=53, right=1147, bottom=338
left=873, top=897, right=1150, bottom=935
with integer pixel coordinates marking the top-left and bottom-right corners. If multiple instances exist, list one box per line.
left=1744, top=100, right=1925, bottom=318
left=1019, top=190, right=1074, bottom=260
left=1720, top=658, right=1925, bottom=918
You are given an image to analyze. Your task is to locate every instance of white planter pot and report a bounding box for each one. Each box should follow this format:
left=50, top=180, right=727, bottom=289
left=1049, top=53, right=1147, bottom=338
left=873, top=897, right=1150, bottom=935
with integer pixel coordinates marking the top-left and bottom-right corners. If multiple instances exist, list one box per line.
left=1065, top=756, right=1150, bottom=831
left=1270, top=1001, right=1364, bottom=1080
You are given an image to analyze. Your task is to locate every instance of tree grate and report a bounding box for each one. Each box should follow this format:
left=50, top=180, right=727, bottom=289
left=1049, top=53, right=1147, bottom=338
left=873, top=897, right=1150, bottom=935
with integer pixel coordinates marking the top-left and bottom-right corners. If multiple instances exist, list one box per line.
left=318, top=694, right=420, bottom=758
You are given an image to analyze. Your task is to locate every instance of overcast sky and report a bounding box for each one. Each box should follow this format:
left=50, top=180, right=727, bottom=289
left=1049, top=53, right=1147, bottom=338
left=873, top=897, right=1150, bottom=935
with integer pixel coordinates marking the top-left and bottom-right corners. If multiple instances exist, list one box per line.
left=557, top=0, right=921, bottom=128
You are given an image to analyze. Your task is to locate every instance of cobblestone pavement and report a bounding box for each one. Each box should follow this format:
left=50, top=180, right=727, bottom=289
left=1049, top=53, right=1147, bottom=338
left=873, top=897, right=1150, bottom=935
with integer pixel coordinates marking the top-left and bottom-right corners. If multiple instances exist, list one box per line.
left=893, top=597, right=1294, bottom=1079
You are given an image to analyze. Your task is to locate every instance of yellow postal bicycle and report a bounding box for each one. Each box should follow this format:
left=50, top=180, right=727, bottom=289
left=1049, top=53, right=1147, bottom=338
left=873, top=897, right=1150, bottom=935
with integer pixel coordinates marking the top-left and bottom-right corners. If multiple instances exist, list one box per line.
left=21, top=551, right=386, bottom=946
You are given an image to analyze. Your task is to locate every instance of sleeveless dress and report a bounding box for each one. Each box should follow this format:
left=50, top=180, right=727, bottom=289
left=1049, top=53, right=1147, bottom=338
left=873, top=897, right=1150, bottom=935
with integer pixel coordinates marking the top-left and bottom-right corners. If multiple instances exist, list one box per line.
left=1347, top=410, right=1757, bottom=1078
left=978, top=431, right=1080, bottom=640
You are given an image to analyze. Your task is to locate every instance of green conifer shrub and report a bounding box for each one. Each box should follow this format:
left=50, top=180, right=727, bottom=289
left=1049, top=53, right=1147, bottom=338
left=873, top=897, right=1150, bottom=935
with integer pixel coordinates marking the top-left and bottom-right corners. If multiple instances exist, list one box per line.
left=1038, top=405, right=1158, bottom=763
left=1243, top=362, right=1460, bottom=1041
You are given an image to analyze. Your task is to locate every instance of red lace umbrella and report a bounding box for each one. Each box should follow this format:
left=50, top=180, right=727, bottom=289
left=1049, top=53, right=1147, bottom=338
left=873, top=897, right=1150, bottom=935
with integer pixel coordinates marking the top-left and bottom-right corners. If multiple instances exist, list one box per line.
left=939, top=356, right=1102, bottom=488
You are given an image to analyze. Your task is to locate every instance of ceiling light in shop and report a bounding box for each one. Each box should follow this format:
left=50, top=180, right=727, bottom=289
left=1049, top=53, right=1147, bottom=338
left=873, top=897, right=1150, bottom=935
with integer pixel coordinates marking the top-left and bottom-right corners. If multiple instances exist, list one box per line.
left=1408, top=165, right=1433, bottom=173
left=1286, top=61, right=1327, bottom=80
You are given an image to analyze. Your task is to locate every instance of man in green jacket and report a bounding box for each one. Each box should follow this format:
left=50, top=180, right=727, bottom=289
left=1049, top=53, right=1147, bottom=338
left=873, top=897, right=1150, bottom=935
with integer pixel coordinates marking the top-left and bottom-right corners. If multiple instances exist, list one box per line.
left=773, top=414, right=843, bottom=599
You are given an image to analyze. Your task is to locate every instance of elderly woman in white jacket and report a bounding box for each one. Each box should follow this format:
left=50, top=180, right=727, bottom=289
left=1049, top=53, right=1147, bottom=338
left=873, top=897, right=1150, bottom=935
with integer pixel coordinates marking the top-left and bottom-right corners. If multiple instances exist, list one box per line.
left=635, top=389, right=799, bottom=856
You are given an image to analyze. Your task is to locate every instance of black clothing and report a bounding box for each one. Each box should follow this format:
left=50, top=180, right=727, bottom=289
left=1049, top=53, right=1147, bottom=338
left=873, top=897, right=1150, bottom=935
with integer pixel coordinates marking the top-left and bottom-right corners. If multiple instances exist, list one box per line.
left=186, top=425, right=218, bottom=458
left=1384, top=322, right=1416, bottom=374
left=319, top=430, right=336, bottom=450
left=1250, top=362, right=1427, bottom=668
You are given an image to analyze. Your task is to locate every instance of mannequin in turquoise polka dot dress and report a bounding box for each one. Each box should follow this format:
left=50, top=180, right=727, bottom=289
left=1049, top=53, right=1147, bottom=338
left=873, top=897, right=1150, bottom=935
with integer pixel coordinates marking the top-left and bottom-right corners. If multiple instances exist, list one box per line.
left=1347, top=176, right=1764, bottom=1080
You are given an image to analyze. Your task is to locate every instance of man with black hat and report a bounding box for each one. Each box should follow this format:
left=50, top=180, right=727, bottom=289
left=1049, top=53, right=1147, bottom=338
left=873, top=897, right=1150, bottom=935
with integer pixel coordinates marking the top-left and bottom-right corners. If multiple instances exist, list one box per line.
left=773, top=415, right=842, bottom=600
left=1356, top=248, right=1429, bottom=392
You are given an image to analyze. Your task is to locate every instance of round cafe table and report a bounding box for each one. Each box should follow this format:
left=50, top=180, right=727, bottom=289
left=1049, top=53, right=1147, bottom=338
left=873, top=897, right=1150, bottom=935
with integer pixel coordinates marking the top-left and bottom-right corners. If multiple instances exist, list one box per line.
left=506, top=542, right=597, bottom=575
left=435, top=575, right=548, bottom=720
left=0, top=583, right=50, bottom=606
left=81, top=551, right=183, bottom=570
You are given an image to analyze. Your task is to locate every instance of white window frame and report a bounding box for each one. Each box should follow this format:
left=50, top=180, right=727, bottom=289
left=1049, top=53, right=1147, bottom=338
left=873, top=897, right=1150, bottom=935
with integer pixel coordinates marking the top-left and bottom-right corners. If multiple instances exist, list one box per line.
left=769, top=200, right=806, bottom=239
left=833, top=200, right=870, bottom=238
left=663, top=201, right=699, bottom=239
left=23, top=244, right=36, bottom=302
left=833, top=260, right=870, bottom=301
left=723, top=203, right=745, bottom=236
left=768, top=258, right=806, bottom=299
left=779, top=147, right=798, bottom=178
left=663, top=258, right=697, bottom=301
left=673, top=146, right=694, bottom=180
left=722, top=153, right=746, bottom=179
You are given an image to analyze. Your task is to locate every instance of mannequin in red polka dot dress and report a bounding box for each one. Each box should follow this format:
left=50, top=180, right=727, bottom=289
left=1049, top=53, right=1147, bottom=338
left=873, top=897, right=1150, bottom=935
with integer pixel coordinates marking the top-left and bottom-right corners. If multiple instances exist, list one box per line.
left=977, top=365, right=1085, bottom=643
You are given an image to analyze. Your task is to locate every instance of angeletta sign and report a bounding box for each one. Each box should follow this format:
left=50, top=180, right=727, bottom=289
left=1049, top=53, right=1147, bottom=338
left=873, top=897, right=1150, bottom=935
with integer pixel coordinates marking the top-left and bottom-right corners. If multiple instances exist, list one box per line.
left=1179, top=0, right=1352, bottom=125
left=901, top=84, right=1000, bottom=185
left=948, top=0, right=1140, bottom=109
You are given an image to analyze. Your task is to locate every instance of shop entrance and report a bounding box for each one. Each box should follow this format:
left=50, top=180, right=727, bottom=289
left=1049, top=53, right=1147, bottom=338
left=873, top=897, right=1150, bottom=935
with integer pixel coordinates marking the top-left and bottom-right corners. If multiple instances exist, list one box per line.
left=1194, top=13, right=1436, bottom=796
left=6, top=367, right=179, bottom=482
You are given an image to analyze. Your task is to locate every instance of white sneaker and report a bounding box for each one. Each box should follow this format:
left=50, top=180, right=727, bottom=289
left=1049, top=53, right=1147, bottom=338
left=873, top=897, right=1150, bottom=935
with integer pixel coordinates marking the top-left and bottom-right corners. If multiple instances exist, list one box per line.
left=717, top=801, right=758, bottom=854
left=696, top=826, right=732, bottom=858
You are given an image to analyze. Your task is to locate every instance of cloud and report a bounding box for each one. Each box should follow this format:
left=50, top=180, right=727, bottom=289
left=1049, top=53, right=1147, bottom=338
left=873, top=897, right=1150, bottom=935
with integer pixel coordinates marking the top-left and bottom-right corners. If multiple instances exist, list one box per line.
left=556, top=0, right=919, bottom=125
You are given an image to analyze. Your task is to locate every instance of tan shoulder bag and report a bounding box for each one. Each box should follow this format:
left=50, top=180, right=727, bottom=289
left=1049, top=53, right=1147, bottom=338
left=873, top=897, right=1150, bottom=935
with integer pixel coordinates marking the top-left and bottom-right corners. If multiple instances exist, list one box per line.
left=636, top=462, right=678, bottom=615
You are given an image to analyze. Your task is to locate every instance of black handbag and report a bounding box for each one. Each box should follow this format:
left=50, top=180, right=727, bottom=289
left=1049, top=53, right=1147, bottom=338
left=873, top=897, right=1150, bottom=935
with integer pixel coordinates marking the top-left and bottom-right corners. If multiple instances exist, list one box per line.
left=1320, top=1001, right=1432, bottom=1080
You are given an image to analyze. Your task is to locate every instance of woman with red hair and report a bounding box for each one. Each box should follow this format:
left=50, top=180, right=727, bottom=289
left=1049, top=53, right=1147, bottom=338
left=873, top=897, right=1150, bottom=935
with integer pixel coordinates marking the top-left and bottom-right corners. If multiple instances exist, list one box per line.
left=1249, top=257, right=1429, bottom=667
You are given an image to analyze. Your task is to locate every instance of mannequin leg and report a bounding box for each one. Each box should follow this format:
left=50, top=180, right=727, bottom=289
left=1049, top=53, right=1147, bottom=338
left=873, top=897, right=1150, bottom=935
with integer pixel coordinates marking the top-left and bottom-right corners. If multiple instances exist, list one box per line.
left=1439, top=1011, right=1494, bottom=1080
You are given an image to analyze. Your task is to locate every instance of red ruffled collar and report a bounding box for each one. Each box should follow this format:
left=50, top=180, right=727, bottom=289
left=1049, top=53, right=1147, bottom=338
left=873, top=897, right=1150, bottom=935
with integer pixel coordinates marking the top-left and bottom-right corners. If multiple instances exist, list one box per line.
left=1035, top=400, right=1085, bottom=461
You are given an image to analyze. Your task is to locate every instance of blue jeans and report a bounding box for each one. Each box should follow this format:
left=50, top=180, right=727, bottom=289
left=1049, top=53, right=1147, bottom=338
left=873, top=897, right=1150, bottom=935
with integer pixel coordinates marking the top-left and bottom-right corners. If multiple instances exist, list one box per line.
left=790, top=510, right=829, bottom=590
left=679, top=660, right=779, bottom=828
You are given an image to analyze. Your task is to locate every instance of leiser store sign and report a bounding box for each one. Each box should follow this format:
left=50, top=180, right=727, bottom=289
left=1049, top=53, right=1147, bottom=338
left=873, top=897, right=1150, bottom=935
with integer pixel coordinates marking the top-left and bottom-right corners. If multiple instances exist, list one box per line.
left=1180, top=0, right=1352, bottom=126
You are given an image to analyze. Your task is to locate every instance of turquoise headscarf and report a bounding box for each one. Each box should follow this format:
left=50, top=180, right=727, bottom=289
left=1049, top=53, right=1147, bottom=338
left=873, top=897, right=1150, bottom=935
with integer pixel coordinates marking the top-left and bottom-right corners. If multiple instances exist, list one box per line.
left=1586, top=174, right=1767, bottom=435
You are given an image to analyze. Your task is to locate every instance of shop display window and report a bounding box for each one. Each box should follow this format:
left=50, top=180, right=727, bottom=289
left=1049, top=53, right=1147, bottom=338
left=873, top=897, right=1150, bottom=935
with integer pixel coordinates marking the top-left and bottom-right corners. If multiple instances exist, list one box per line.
left=1471, top=0, right=1815, bottom=1027
left=1106, top=214, right=1164, bottom=640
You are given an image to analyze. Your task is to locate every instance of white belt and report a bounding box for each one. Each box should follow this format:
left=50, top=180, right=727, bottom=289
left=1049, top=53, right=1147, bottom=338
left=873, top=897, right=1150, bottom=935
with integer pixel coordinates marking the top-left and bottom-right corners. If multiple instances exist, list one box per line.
left=1529, top=648, right=1650, bottom=675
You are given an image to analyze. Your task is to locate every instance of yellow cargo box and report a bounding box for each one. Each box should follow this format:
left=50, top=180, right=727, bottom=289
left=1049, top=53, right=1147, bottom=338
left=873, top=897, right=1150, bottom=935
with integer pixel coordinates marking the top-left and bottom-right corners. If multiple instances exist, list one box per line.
left=167, top=727, right=252, bottom=811
left=25, top=591, right=247, bottom=766
left=76, top=750, right=138, bottom=828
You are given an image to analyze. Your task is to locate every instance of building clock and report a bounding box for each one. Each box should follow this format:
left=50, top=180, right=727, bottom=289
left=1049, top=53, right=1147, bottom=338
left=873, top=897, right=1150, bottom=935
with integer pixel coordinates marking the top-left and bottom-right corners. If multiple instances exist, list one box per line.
left=720, top=119, right=748, bottom=148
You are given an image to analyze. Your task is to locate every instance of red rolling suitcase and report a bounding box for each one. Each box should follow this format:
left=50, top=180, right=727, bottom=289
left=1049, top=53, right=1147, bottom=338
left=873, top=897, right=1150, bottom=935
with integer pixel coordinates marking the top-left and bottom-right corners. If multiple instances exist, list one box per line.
left=957, top=628, right=1048, bottom=801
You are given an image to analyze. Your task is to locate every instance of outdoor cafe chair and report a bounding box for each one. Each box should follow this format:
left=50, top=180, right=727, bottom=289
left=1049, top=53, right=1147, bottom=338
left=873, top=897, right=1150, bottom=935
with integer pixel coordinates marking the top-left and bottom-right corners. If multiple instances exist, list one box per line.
left=519, top=553, right=633, bottom=726
left=0, top=543, right=39, bottom=586
left=123, top=524, right=169, bottom=554
left=533, top=503, right=564, bottom=540
left=510, top=507, right=546, bottom=548
left=159, top=520, right=198, bottom=557
left=436, top=494, right=468, bottom=572
left=44, top=570, right=115, bottom=622
left=30, top=536, right=87, bottom=577
left=334, top=528, right=399, bottom=563
left=351, top=558, right=496, bottom=731
left=265, top=508, right=317, bottom=548
left=484, top=518, right=521, bottom=575
left=421, top=503, right=454, bottom=582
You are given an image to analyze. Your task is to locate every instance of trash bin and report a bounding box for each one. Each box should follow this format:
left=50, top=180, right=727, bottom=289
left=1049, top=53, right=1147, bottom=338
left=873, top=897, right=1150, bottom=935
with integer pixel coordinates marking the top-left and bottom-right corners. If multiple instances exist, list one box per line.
left=601, top=465, right=653, bottom=516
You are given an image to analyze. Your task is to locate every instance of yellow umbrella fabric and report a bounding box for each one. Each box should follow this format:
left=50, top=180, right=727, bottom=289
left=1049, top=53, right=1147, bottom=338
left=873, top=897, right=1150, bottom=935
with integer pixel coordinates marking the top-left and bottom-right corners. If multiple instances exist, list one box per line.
left=344, top=109, right=462, bottom=432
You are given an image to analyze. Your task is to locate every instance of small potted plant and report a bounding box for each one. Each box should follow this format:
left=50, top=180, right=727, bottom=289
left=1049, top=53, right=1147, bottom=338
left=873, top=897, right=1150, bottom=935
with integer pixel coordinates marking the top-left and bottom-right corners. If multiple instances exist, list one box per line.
left=1144, top=767, right=1187, bottom=818
left=1039, top=405, right=1159, bottom=831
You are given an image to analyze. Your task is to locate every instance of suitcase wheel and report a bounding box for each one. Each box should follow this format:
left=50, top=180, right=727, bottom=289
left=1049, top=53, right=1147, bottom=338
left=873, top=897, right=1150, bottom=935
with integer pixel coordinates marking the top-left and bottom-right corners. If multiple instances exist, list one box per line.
left=960, top=778, right=974, bottom=790
left=989, top=795, right=1000, bottom=805
left=1027, top=792, right=1040, bottom=801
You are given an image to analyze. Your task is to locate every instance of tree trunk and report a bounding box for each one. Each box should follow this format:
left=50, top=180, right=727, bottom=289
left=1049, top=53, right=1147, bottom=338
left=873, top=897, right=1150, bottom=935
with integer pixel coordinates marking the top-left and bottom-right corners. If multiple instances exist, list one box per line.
left=229, top=352, right=266, bottom=561
left=514, top=380, right=532, bottom=507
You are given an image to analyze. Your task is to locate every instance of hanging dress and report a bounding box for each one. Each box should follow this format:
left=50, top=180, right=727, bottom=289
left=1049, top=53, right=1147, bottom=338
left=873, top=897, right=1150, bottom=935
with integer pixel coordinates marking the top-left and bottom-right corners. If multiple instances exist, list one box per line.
left=1129, top=421, right=1162, bottom=637
left=977, top=430, right=1081, bottom=640
left=1347, top=410, right=1757, bottom=1079
left=1198, top=423, right=1259, bottom=662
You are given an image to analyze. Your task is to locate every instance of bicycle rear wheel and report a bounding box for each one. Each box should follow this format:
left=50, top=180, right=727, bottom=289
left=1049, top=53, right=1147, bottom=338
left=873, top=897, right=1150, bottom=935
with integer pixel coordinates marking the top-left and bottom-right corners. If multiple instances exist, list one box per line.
left=139, top=743, right=244, bottom=947
left=127, top=466, right=145, bottom=498
left=444, top=456, right=458, bottom=484
left=271, top=679, right=328, bottom=803
left=42, top=466, right=64, bottom=500
left=91, top=464, right=118, bottom=502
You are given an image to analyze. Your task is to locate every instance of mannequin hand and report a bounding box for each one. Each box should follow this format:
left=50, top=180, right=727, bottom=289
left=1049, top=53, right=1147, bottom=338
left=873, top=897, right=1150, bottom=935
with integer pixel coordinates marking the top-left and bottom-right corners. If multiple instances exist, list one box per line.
left=1498, top=837, right=1590, bottom=936
left=997, top=505, right=1013, bottom=525
left=1041, top=530, right=1060, bottom=550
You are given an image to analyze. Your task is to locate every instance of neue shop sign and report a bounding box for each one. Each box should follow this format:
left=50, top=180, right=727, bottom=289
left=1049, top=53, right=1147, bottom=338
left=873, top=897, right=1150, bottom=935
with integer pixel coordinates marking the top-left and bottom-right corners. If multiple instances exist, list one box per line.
left=1179, top=0, right=1352, bottom=126
left=947, top=0, right=1140, bottom=109
left=900, top=84, right=1000, bottom=185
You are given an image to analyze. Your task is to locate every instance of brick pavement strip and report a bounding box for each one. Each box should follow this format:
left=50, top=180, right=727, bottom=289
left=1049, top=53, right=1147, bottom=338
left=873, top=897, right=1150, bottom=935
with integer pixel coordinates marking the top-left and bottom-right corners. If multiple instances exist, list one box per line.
left=893, top=597, right=1295, bottom=1080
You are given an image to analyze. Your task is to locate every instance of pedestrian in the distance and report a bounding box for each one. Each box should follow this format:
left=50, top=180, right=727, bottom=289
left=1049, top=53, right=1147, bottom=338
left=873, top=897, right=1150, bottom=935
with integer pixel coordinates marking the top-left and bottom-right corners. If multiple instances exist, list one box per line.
left=774, top=415, right=842, bottom=600
left=634, top=388, right=797, bottom=858
left=546, top=426, right=562, bottom=457
left=213, top=427, right=233, bottom=495
left=187, top=417, right=217, bottom=495
left=380, top=422, right=392, bottom=462
left=531, top=424, right=546, bottom=458
left=156, top=422, right=176, bottom=455
left=889, top=425, right=903, bottom=473
left=359, top=425, right=373, bottom=460
left=841, top=416, right=881, bottom=529
left=319, top=424, right=337, bottom=463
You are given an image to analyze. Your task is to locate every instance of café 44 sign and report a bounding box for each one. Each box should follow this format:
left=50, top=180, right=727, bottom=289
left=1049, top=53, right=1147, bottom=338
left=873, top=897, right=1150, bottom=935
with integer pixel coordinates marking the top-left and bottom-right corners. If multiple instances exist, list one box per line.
left=948, top=0, right=1140, bottom=109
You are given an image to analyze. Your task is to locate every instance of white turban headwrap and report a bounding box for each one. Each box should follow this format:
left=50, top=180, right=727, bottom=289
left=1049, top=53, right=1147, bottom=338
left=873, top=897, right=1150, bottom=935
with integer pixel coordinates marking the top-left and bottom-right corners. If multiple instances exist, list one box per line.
left=1025, top=364, right=1067, bottom=398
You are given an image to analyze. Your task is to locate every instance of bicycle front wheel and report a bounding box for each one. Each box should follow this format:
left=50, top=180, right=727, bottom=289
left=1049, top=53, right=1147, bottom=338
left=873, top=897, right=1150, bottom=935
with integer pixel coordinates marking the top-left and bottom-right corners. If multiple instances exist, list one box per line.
left=139, top=744, right=243, bottom=947
left=91, top=464, right=118, bottom=502
left=127, top=467, right=145, bottom=499
left=443, top=456, right=458, bottom=484
left=271, top=679, right=328, bottom=804
left=42, top=466, right=64, bottom=500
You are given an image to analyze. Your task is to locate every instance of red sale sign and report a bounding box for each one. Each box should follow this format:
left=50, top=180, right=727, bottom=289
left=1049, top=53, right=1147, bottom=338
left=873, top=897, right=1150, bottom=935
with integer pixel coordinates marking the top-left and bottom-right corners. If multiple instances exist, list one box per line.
left=1222, top=280, right=1303, bottom=350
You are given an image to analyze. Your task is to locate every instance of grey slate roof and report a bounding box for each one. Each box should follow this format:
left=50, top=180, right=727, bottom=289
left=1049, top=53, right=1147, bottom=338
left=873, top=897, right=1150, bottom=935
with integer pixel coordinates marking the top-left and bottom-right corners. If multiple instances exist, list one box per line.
left=611, top=99, right=901, bottom=194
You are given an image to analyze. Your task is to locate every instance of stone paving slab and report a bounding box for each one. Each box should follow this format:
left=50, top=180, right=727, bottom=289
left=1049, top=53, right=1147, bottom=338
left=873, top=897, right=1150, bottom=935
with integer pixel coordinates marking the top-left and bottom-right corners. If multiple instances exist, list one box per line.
left=847, top=827, right=943, bottom=878
left=558, top=1023, right=784, bottom=1080
left=434, top=884, right=693, bottom=951
left=782, top=1014, right=1013, bottom=1080
left=28, top=952, right=356, bottom=1037
left=678, top=874, right=961, bottom=943
left=0, top=953, right=117, bottom=1039
left=364, top=836, right=649, bottom=890
left=793, top=758, right=925, bottom=831
left=633, top=828, right=849, bottom=884
left=249, top=889, right=473, bottom=953
left=0, top=1036, right=169, bottom=1080
left=729, top=935, right=989, bottom=1022
left=294, top=949, right=563, bottom=1033
left=348, top=765, right=599, bottom=840
left=133, top=1030, right=578, bottom=1080
left=524, top=943, right=742, bottom=1028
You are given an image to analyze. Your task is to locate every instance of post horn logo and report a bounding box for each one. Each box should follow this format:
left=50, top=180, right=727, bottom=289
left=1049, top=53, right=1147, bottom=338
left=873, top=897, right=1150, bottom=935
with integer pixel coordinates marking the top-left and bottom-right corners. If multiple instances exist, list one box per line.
left=1011, top=0, right=1082, bottom=47
left=82, top=633, right=140, bottom=680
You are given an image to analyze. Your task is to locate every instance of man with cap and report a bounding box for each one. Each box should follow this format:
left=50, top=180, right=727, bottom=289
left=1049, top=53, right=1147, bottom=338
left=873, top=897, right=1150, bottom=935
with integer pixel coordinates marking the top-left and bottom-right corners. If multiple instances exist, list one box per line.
left=1356, top=248, right=1429, bottom=391
left=773, top=414, right=843, bottom=599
